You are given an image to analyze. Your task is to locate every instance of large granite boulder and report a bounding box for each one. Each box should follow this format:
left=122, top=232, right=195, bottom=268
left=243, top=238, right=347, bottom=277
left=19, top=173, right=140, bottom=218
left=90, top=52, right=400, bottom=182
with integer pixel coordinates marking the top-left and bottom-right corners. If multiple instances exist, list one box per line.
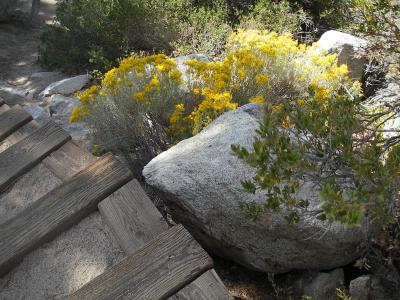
left=0, top=0, right=40, bottom=23
left=317, top=30, right=367, bottom=81
left=143, top=103, right=372, bottom=273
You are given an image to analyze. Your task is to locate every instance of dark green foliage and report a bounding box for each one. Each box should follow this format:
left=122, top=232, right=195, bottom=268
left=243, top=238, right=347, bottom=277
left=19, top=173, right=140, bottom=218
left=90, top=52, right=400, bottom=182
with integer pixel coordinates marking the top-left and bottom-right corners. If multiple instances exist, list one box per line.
left=39, top=0, right=174, bottom=74
left=39, top=0, right=307, bottom=74
left=232, top=91, right=400, bottom=226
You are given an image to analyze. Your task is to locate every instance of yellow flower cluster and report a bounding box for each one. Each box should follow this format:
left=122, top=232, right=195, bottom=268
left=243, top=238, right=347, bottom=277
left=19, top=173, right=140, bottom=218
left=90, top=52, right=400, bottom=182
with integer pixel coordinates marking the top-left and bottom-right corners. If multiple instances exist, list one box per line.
left=70, top=54, right=183, bottom=123
left=169, top=30, right=359, bottom=136
left=71, top=30, right=361, bottom=145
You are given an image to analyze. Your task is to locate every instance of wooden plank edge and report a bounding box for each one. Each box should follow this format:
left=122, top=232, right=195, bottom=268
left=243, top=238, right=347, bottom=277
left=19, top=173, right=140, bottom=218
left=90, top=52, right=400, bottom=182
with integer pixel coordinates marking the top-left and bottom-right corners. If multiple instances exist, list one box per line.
left=0, top=121, right=71, bottom=191
left=68, top=225, right=213, bottom=300
left=98, top=180, right=233, bottom=300
left=0, top=105, right=33, bottom=142
left=0, top=153, right=133, bottom=276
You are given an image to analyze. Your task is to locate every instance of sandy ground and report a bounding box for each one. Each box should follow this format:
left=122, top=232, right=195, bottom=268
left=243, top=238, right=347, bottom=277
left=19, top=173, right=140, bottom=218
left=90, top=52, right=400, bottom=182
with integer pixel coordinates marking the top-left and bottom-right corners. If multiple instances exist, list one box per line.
left=0, top=0, right=67, bottom=105
left=0, top=0, right=57, bottom=82
left=0, top=3, right=125, bottom=298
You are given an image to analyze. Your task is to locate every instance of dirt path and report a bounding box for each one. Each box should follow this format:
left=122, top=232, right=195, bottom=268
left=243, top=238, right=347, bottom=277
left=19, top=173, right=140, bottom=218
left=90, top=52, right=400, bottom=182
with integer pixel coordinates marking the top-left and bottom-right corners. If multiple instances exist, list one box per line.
left=0, top=0, right=63, bottom=105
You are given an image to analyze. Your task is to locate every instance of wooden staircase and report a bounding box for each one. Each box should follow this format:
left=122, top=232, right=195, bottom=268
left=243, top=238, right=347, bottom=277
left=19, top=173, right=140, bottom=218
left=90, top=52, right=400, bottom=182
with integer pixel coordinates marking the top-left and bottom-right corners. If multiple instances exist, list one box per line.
left=0, top=97, right=233, bottom=299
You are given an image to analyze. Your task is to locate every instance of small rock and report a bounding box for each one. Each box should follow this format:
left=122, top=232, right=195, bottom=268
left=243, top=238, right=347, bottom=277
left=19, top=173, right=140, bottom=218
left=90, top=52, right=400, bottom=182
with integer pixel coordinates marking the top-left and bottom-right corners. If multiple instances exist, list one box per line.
left=303, top=269, right=344, bottom=300
left=23, top=104, right=50, bottom=125
left=317, top=30, right=367, bottom=81
left=23, top=95, right=92, bottom=150
left=47, top=94, right=81, bottom=118
left=174, top=54, right=212, bottom=82
left=25, top=72, right=66, bottom=100
left=349, top=275, right=372, bottom=300
left=39, top=75, right=89, bottom=99
left=0, top=80, right=33, bottom=105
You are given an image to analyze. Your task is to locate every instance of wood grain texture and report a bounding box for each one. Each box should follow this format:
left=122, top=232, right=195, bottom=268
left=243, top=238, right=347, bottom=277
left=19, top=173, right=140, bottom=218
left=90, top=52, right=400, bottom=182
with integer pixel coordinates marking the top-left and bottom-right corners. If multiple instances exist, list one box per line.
left=0, top=115, right=95, bottom=181
left=99, top=181, right=233, bottom=300
left=0, top=153, right=133, bottom=276
left=0, top=121, right=70, bottom=191
left=169, top=270, right=233, bottom=300
left=43, top=140, right=97, bottom=181
left=0, top=120, right=39, bottom=152
left=98, top=179, right=169, bottom=254
left=0, top=105, right=32, bottom=142
left=68, top=224, right=213, bottom=300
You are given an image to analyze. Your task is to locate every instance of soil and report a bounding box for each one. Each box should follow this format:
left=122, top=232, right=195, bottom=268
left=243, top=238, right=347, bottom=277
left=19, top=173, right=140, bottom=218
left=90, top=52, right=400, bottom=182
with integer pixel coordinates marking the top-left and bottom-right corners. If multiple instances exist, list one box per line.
left=0, top=0, right=57, bottom=83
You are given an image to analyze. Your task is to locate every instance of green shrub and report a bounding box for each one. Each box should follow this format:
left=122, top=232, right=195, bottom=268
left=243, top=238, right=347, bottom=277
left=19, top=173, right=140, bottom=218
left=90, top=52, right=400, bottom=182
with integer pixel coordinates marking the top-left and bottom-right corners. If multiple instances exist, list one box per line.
left=171, top=1, right=233, bottom=57
left=39, top=0, right=175, bottom=74
left=292, top=0, right=352, bottom=28
left=239, top=0, right=305, bottom=34
left=39, top=0, right=308, bottom=74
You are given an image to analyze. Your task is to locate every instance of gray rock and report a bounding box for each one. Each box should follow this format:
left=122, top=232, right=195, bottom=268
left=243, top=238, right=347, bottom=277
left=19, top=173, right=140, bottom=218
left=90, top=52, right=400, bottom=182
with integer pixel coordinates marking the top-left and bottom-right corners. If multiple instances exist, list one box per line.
left=303, top=269, right=344, bottom=300
left=23, top=95, right=91, bottom=150
left=317, top=30, right=367, bottom=81
left=349, top=275, right=372, bottom=300
left=364, top=79, right=400, bottom=139
left=174, top=54, right=212, bottom=82
left=46, top=95, right=91, bottom=149
left=23, top=104, right=50, bottom=124
left=47, top=94, right=81, bottom=118
left=25, top=72, right=66, bottom=100
left=39, top=75, right=89, bottom=99
left=0, top=0, right=40, bottom=23
left=0, top=80, right=33, bottom=105
left=143, top=103, right=371, bottom=273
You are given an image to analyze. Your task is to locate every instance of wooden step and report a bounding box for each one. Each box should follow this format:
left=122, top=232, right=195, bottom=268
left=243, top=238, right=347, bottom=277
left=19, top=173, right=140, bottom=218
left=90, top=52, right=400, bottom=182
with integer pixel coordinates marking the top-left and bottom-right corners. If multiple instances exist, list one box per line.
left=0, top=121, right=70, bottom=191
left=99, top=180, right=233, bottom=299
left=0, top=153, right=133, bottom=276
left=0, top=105, right=32, bottom=142
left=68, top=224, right=213, bottom=300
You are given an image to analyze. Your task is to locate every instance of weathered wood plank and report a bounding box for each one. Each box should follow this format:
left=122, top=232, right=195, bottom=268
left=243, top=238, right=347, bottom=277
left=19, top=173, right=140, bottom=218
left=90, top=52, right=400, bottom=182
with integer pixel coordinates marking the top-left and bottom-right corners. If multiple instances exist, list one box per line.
left=98, top=179, right=169, bottom=254
left=0, top=116, right=95, bottom=181
left=0, top=120, right=39, bottom=152
left=43, top=140, right=97, bottom=181
left=99, top=180, right=233, bottom=300
left=0, top=121, right=70, bottom=191
left=68, top=224, right=213, bottom=300
left=0, top=153, right=133, bottom=276
left=169, top=270, right=232, bottom=300
left=0, top=105, right=32, bottom=142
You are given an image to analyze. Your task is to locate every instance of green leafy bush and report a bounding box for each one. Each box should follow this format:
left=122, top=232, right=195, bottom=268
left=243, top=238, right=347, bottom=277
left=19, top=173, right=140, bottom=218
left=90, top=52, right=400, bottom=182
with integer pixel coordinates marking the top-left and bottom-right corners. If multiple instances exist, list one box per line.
left=39, top=0, right=307, bottom=74
left=239, top=0, right=305, bottom=34
left=39, top=0, right=175, bottom=74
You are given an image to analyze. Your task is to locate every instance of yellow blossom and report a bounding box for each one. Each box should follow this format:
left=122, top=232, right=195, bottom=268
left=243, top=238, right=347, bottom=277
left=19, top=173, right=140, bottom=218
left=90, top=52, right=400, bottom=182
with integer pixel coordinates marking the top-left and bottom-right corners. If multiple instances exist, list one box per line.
left=249, top=95, right=265, bottom=104
left=133, top=91, right=145, bottom=101
left=255, top=74, right=269, bottom=84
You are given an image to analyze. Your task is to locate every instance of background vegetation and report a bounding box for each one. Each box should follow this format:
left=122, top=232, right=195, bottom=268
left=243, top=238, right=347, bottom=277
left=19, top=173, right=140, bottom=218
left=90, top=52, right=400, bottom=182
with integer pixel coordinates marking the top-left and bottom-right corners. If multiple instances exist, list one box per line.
left=39, top=0, right=307, bottom=75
